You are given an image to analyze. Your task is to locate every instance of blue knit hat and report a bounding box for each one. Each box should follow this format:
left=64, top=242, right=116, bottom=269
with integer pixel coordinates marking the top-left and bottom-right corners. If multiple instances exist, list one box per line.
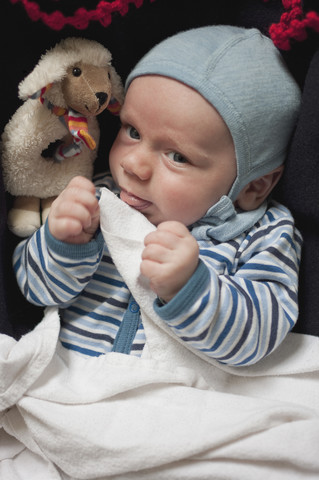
left=126, top=25, right=301, bottom=203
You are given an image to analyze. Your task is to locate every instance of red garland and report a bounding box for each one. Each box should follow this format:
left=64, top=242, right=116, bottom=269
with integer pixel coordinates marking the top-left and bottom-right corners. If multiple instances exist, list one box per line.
left=11, top=0, right=319, bottom=45
left=266, top=0, right=319, bottom=50
left=10, top=0, right=156, bottom=30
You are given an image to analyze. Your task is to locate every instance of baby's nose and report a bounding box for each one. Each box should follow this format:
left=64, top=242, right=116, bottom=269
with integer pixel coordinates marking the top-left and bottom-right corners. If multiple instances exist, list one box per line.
left=121, top=155, right=152, bottom=181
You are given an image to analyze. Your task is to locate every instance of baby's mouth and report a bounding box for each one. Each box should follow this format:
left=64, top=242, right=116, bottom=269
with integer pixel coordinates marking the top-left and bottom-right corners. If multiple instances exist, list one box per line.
left=120, top=189, right=152, bottom=210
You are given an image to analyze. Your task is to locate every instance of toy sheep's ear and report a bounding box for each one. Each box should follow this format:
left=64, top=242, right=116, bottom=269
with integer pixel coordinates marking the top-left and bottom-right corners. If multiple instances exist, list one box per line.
left=18, top=62, right=67, bottom=101
left=27, top=83, right=66, bottom=116
left=107, top=64, right=124, bottom=116
left=107, top=97, right=122, bottom=115
left=28, top=83, right=53, bottom=101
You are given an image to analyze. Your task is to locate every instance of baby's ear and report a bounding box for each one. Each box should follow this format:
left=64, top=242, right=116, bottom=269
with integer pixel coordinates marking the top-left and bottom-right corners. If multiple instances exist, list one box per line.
left=235, top=166, right=283, bottom=211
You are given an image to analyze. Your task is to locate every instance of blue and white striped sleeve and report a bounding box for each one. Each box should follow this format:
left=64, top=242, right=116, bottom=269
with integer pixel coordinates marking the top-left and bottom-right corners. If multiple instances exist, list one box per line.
left=154, top=211, right=302, bottom=366
left=13, top=221, right=105, bottom=307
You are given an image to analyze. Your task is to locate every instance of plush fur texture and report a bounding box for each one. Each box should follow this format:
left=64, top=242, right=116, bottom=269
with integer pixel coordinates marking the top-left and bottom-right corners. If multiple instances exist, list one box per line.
left=1, top=37, right=123, bottom=237
left=18, top=37, right=124, bottom=105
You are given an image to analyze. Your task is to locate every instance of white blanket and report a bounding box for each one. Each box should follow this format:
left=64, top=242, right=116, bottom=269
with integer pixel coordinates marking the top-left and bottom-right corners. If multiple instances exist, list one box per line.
left=1, top=187, right=319, bottom=480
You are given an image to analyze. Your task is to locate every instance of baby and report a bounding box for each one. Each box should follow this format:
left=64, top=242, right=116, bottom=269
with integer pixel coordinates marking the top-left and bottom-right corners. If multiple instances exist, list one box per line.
left=14, top=25, right=302, bottom=366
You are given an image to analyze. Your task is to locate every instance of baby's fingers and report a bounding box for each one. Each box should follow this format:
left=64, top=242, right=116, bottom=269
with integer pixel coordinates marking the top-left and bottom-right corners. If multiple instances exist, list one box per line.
left=141, top=242, right=170, bottom=264
left=51, top=216, right=86, bottom=240
left=51, top=200, right=97, bottom=231
left=60, top=177, right=98, bottom=213
left=48, top=176, right=99, bottom=242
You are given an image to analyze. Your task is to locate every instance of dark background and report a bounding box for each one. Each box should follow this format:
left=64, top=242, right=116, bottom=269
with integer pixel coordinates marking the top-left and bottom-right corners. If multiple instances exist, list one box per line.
left=1, top=0, right=319, bottom=337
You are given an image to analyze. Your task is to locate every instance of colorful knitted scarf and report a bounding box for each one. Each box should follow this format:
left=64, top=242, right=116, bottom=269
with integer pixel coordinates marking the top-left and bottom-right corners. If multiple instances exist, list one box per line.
left=30, top=83, right=120, bottom=162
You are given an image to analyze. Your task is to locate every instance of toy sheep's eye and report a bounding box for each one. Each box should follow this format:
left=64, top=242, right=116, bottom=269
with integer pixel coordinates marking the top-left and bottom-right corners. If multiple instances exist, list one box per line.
left=108, top=72, right=111, bottom=80
left=72, top=67, right=82, bottom=77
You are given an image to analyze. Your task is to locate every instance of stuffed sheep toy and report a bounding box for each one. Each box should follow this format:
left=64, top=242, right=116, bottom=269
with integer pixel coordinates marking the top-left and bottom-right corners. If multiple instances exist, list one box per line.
left=1, top=37, right=124, bottom=237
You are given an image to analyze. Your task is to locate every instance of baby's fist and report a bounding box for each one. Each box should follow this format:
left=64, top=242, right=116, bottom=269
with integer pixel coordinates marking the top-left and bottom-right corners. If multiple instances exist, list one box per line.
left=48, top=176, right=99, bottom=244
left=141, top=221, right=199, bottom=302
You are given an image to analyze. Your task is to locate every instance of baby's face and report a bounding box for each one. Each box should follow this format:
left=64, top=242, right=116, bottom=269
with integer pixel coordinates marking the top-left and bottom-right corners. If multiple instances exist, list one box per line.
left=109, top=75, right=236, bottom=226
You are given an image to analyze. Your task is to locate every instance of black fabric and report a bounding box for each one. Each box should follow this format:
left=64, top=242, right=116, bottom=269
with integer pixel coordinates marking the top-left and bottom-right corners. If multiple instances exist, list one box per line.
left=276, top=47, right=319, bottom=335
left=1, top=0, right=319, bottom=338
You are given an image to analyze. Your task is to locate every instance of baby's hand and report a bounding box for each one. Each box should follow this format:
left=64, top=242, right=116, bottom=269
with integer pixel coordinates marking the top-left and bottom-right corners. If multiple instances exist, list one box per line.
left=48, top=176, right=100, bottom=244
left=141, top=221, right=199, bottom=303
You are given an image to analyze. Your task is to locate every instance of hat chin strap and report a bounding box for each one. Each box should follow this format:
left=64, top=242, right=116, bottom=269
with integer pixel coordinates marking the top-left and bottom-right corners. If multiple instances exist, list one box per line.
left=191, top=195, right=267, bottom=242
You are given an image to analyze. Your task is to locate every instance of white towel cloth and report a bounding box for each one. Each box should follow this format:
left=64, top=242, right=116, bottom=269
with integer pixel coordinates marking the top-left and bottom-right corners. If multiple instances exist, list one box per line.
left=1, top=187, right=319, bottom=480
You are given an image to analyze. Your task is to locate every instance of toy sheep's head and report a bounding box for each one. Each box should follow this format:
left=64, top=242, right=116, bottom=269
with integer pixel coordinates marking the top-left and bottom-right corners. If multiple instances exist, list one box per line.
left=18, top=37, right=124, bottom=117
left=61, top=62, right=116, bottom=116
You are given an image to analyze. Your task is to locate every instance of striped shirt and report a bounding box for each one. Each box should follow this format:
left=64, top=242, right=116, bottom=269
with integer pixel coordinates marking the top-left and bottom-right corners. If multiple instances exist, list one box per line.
left=13, top=175, right=302, bottom=366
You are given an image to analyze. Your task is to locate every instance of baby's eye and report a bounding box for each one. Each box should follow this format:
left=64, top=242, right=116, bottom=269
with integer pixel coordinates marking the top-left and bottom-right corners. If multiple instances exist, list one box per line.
left=126, top=125, right=140, bottom=140
left=167, top=152, right=188, bottom=164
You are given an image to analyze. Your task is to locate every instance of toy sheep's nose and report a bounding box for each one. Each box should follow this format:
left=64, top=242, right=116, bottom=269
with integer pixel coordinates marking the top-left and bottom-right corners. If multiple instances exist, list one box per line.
left=96, top=92, right=108, bottom=107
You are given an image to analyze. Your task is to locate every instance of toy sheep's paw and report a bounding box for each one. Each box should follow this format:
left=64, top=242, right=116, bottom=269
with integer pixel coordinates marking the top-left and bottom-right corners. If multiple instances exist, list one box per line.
left=8, top=208, right=41, bottom=237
